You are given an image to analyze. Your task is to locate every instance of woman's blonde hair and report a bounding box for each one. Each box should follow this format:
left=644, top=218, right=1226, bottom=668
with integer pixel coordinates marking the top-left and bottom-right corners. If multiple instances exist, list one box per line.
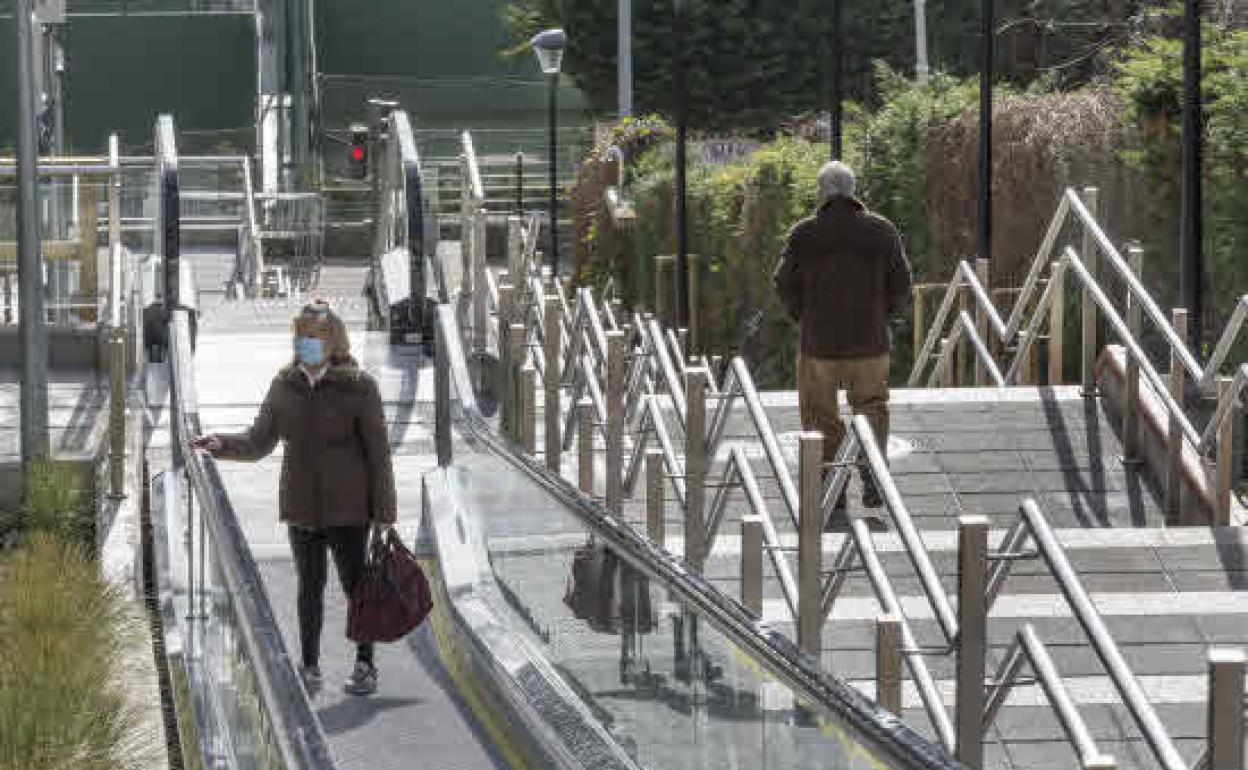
left=292, top=300, right=352, bottom=364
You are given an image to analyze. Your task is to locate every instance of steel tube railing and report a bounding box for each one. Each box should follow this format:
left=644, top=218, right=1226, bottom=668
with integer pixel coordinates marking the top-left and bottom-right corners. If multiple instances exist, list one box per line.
left=1020, top=499, right=1186, bottom=770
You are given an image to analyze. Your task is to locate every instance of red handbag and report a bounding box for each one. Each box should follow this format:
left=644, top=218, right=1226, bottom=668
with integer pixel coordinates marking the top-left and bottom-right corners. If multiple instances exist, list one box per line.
left=347, top=529, right=433, bottom=643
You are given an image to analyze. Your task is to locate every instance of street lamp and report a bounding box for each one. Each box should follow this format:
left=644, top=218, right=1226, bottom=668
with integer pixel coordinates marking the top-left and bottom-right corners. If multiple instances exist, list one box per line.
left=673, top=0, right=690, bottom=329
left=531, top=28, right=566, bottom=279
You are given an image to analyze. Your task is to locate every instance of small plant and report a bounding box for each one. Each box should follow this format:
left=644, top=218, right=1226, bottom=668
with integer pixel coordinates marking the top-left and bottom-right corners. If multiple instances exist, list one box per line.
left=0, top=534, right=151, bottom=770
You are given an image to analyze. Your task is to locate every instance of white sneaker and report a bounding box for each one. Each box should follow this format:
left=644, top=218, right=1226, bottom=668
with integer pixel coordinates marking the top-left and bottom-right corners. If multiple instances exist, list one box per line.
left=299, top=664, right=323, bottom=694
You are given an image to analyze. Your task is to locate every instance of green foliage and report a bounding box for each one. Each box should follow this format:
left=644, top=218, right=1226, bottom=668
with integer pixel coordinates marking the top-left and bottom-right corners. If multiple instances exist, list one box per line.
left=0, top=534, right=147, bottom=770
left=1114, top=27, right=1248, bottom=333
left=857, top=64, right=980, bottom=282
left=16, top=459, right=94, bottom=546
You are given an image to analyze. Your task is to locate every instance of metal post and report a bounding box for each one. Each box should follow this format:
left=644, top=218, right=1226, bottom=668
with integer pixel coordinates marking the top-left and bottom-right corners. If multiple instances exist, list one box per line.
left=956, top=280, right=969, bottom=385
left=1049, top=260, right=1066, bottom=386
left=741, top=514, right=763, bottom=615
left=975, top=259, right=990, bottom=386
left=655, top=255, right=675, bottom=326
left=497, top=282, right=515, bottom=433
left=507, top=216, right=524, bottom=284
left=1206, top=649, right=1245, bottom=770
left=646, top=449, right=665, bottom=546
left=979, top=0, right=994, bottom=269
left=520, top=364, right=538, bottom=454
left=16, top=0, right=49, bottom=476
left=1123, top=244, right=1144, bottom=465
left=1080, top=187, right=1100, bottom=396
left=830, top=0, right=844, bottom=159
left=956, top=515, right=989, bottom=769
left=913, top=287, right=926, bottom=369
left=876, top=614, right=903, bottom=715
left=673, top=0, right=690, bottom=330
left=473, top=207, right=489, bottom=353
left=1180, top=0, right=1204, bottom=357
left=1165, top=308, right=1188, bottom=525
left=435, top=316, right=452, bottom=467
left=684, top=367, right=709, bottom=571
left=618, top=0, right=633, bottom=117
left=508, top=323, right=528, bottom=444
left=108, top=330, right=126, bottom=498
left=798, top=431, right=823, bottom=658
left=515, top=152, right=525, bottom=215
left=913, top=0, right=930, bottom=83
left=578, top=398, right=595, bottom=496
left=605, top=330, right=627, bottom=514
left=548, top=72, right=559, bottom=277
left=544, top=295, right=563, bottom=472
left=686, top=254, right=700, bottom=354
left=1214, top=379, right=1235, bottom=526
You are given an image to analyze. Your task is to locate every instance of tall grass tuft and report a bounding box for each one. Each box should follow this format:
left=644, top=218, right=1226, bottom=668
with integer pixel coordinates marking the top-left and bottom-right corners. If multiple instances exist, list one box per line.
left=0, top=534, right=148, bottom=770
left=19, top=458, right=93, bottom=546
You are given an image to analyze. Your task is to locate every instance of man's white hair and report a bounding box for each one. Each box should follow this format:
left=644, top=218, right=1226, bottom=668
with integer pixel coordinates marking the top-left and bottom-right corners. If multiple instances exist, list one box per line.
left=817, top=161, right=856, bottom=204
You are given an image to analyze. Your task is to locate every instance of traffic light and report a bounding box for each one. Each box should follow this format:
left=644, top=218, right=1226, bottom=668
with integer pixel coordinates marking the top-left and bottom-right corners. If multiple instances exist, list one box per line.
left=347, top=124, right=369, bottom=180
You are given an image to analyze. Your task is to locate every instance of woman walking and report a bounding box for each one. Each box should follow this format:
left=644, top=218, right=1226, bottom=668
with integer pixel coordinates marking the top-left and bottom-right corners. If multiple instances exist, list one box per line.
left=193, top=300, right=396, bottom=696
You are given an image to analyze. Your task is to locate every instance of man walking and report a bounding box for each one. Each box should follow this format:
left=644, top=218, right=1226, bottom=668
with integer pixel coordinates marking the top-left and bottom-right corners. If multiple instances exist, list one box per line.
left=773, top=161, right=911, bottom=511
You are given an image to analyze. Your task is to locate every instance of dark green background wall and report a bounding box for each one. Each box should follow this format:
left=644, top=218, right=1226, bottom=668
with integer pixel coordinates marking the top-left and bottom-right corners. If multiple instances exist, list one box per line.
left=0, top=15, right=255, bottom=153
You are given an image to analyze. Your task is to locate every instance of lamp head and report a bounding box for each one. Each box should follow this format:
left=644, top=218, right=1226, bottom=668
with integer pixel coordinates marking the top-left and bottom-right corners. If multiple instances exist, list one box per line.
left=530, top=28, right=567, bottom=75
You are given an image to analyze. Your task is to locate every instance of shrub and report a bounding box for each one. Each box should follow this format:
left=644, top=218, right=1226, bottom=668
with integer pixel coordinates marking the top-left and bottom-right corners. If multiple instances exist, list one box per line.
left=0, top=534, right=149, bottom=770
left=17, top=458, right=94, bottom=546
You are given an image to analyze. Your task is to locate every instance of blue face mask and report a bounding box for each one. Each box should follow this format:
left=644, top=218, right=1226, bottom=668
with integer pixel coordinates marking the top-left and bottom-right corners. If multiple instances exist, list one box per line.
left=296, top=336, right=325, bottom=367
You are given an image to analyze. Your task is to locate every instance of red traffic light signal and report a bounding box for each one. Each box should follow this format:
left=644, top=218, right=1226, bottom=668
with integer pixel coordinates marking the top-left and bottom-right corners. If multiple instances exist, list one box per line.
left=347, top=124, right=369, bottom=180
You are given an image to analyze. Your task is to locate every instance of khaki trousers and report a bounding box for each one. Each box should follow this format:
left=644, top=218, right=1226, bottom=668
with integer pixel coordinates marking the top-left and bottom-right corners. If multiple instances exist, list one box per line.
left=797, top=353, right=891, bottom=467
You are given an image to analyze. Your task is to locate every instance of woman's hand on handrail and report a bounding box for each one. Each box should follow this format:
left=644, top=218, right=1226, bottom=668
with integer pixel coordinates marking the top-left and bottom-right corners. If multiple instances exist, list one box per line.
left=191, top=434, right=223, bottom=455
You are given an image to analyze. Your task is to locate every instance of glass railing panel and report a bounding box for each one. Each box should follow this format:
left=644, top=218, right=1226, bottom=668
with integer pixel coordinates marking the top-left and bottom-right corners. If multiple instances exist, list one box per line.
left=470, top=448, right=941, bottom=770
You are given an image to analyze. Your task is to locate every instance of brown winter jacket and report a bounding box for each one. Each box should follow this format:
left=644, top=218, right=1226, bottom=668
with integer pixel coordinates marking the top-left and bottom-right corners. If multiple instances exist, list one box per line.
left=773, top=197, right=913, bottom=360
left=214, top=357, right=397, bottom=529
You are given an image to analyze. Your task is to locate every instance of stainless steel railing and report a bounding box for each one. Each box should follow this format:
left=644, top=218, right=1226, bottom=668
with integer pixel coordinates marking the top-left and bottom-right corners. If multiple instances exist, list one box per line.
left=911, top=188, right=1246, bottom=525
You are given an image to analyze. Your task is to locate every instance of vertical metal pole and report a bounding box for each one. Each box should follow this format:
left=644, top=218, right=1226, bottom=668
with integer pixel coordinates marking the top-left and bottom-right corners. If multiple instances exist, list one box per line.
left=1123, top=244, right=1144, bottom=465
left=435, top=315, right=452, bottom=467
left=1214, top=378, right=1235, bottom=527
left=1080, top=187, right=1100, bottom=396
left=914, top=0, right=931, bottom=83
left=1180, top=0, right=1204, bottom=357
left=548, top=73, right=559, bottom=277
left=979, top=0, right=994, bottom=268
left=1048, top=260, right=1066, bottom=386
left=507, top=216, right=524, bottom=284
left=956, top=282, right=969, bottom=385
left=520, top=365, right=538, bottom=454
left=108, top=331, right=126, bottom=498
left=472, top=206, right=488, bottom=352
left=684, top=367, right=709, bottom=571
left=975, top=259, right=990, bottom=386
left=673, top=0, right=690, bottom=330
left=497, top=282, right=514, bottom=434
left=956, top=515, right=989, bottom=769
left=605, top=330, right=627, bottom=514
left=830, top=0, right=844, bottom=160
left=913, top=287, right=926, bottom=369
left=577, top=398, right=595, bottom=496
left=655, top=254, right=675, bottom=326
left=508, top=323, right=527, bottom=444
left=798, top=431, right=823, bottom=658
left=515, top=152, right=525, bottom=215
left=1206, top=649, right=1245, bottom=770
left=646, top=449, right=665, bottom=546
left=741, top=514, right=763, bottom=615
left=16, top=0, right=50, bottom=476
left=1165, top=308, right=1188, bottom=525
left=544, top=295, right=563, bottom=472
left=876, top=614, right=903, bottom=715
left=686, top=254, right=700, bottom=354
left=618, top=0, right=633, bottom=117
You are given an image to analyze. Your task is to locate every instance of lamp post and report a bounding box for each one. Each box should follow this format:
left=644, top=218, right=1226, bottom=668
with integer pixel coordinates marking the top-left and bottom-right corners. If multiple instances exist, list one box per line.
left=674, top=0, right=690, bottom=329
left=829, top=0, right=844, bottom=160
left=15, top=0, right=50, bottom=483
left=531, top=28, right=566, bottom=279
left=1180, top=0, right=1204, bottom=356
left=979, top=0, right=994, bottom=265
left=619, top=0, right=633, bottom=117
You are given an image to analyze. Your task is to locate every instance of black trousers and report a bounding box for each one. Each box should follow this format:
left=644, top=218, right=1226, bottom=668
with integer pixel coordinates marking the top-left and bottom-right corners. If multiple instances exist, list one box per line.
left=288, top=524, right=374, bottom=668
